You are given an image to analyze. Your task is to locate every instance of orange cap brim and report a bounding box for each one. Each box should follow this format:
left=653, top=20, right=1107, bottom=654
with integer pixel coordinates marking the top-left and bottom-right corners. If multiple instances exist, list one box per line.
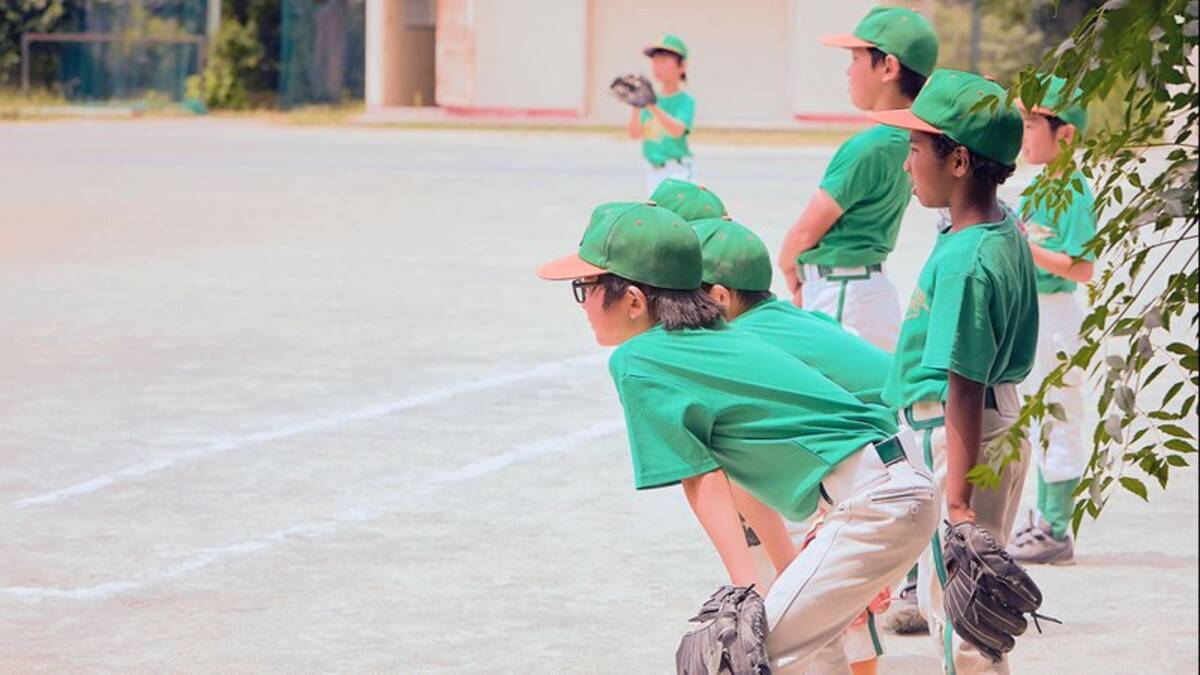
left=819, top=33, right=875, bottom=49
left=865, top=108, right=943, bottom=134
left=536, top=253, right=608, bottom=281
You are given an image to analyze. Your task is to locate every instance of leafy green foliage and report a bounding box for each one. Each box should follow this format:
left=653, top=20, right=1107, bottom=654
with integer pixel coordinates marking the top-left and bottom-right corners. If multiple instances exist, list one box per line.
left=0, top=0, right=70, bottom=86
left=974, top=0, right=1199, bottom=536
left=185, top=16, right=264, bottom=109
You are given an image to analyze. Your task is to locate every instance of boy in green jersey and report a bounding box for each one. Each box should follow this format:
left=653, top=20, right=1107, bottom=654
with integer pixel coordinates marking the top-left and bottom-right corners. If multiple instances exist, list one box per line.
left=537, top=201, right=937, bottom=672
left=869, top=69, right=1039, bottom=674
left=694, top=214, right=898, bottom=673
left=694, top=216, right=891, bottom=408
left=622, top=35, right=696, bottom=196
left=1007, top=76, right=1097, bottom=565
left=777, top=6, right=938, bottom=351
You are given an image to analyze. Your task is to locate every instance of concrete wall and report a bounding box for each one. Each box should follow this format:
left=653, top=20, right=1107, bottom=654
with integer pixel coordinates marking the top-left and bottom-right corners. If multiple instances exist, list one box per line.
left=585, top=0, right=790, bottom=123
left=789, top=0, right=879, bottom=120
left=365, top=0, right=435, bottom=107
left=472, top=0, right=586, bottom=111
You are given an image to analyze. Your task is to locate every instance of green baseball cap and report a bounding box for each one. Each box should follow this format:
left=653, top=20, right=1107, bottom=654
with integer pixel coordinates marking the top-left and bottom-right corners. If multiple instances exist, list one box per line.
left=537, top=202, right=702, bottom=289
left=1017, top=74, right=1088, bottom=134
left=692, top=217, right=772, bottom=292
left=587, top=201, right=639, bottom=229
left=643, top=34, right=688, bottom=59
left=867, top=69, right=1024, bottom=166
left=821, top=6, right=939, bottom=78
left=650, top=179, right=727, bottom=222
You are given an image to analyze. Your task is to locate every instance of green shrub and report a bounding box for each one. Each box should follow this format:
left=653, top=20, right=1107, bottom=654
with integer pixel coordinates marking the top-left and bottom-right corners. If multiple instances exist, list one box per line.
left=185, top=17, right=262, bottom=109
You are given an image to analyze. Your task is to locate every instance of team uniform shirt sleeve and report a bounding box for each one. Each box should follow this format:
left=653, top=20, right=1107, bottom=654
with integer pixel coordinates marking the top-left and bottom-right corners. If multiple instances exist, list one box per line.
left=1058, top=197, right=1097, bottom=260
left=919, top=271, right=997, bottom=384
left=672, top=93, right=696, bottom=134
left=818, top=142, right=885, bottom=211
left=614, top=374, right=719, bottom=489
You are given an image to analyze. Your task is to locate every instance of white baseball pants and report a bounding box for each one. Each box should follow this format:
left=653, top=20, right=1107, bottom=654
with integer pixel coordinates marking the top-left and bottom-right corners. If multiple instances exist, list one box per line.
left=764, top=434, right=939, bottom=673
left=799, top=265, right=902, bottom=352
left=903, top=383, right=1032, bottom=675
left=1024, top=292, right=1088, bottom=483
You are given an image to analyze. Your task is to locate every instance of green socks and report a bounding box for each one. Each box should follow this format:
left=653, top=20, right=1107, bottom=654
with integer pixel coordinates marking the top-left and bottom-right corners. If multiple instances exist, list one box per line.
left=1036, top=470, right=1079, bottom=540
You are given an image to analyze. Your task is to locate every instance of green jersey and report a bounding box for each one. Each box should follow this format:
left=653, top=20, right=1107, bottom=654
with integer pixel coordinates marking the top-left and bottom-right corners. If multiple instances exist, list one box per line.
left=800, top=125, right=913, bottom=267
left=883, top=213, right=1039, bottom=408
left=641, top=92, right=695, bottom=166
left=734, top=297, right=892, bottom=407
left=609, top=322, right=897, bottom=522
left=1020, top=171, right=1097, bottom=294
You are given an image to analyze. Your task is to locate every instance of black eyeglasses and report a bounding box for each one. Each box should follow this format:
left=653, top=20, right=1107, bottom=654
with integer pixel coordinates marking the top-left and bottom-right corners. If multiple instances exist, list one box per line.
left=572, top=278, right=603, bottom=303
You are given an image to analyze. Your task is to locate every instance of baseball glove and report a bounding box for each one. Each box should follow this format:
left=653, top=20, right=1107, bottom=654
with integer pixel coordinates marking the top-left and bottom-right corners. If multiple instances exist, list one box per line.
left=610, top=74, right=657, bottom=108
left=676, top=585, right=771, bottom=675
left=942, top=521, right=1060, bottom=662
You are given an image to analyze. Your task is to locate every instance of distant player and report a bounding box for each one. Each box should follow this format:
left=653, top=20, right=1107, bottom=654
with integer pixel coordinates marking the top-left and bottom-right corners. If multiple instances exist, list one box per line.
left=869, top=69, right=1039, bottom=673
left=1008, top=76, right=1097, bottom=565
left=777, top=6, right=938, bottom=351
left=537, top=201, right=937, bottom=672
left=617, top=35, right=696, bottom=195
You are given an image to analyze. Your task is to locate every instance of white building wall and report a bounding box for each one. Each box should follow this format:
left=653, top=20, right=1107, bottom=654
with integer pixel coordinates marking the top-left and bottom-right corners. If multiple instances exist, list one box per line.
left=369, top=0, right=921, bottom=123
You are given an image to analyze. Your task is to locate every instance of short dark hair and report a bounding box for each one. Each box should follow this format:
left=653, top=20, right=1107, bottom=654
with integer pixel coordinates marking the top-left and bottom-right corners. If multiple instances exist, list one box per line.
left=868, top=48, right=926, bottom=101
left=600, top=275, right=721, bottom=330
left=929, top=133, right=1016, bottom=188
left=1045, top=114, right=1068, bottom=134
left=700, top=282, right=773, bottom=311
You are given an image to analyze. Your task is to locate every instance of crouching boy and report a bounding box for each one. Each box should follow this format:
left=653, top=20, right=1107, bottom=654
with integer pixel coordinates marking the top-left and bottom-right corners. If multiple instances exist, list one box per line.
left=537, top=201, right=938, bottom=672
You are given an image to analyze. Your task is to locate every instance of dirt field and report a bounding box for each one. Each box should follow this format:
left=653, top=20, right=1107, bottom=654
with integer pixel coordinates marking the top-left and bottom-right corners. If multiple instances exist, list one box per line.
left=0, top=119, right=1195, bottom=673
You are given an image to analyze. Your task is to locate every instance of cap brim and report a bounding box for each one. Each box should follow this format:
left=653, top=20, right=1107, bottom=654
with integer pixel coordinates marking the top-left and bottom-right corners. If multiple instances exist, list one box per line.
left=819, top=33, right=875, bottom=49
left=865, top=108, right=943, bottom=134
left=643, top=45, right=686, bottom=58
left=536, top=253, right=608, bottom=281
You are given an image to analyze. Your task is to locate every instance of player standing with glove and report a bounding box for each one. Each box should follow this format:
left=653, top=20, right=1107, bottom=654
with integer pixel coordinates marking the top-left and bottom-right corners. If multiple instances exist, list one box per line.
left=611, top=34, right=696, bottom=195
left=869, top=69, right=1050, bottom=674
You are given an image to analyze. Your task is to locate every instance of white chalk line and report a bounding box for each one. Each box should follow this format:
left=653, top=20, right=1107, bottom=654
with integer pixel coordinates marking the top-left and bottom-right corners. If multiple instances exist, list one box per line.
left=13, top=352, right=607, bottom=511
left=1, top=420, right=625, bottom=603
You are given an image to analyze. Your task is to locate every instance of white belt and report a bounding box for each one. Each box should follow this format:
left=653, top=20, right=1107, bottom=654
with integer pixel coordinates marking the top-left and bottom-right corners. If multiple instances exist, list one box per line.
left=799, top=263, right=885, bottom=282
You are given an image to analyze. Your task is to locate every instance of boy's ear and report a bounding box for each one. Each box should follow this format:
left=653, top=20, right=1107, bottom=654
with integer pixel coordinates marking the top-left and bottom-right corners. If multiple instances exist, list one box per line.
left=881, top=53, right=903, bottom=83
left=1057, top=123, right=1077, bottom=145
left=626, top=285, right=649, bottom=320
left=951, top=145, right=971, bottom=178
left=707, top=284, right=732, bottom=309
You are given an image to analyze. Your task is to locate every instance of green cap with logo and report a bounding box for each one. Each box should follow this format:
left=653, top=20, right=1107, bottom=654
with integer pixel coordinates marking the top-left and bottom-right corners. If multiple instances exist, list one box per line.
left=821, top=6, right=939, bottom=78
left=867, top=69, right=1024, bottom=166
left=587, top=201, right=638, bottom=230
left=644, top=34, right=688, bottom=60
left=692, top=217, right=773, bottom=292
left=1017, top=74, right=1088, bottom=134
left=651, top=179, right=727, bottom=222
left=537, top=202, right=702, bottom=289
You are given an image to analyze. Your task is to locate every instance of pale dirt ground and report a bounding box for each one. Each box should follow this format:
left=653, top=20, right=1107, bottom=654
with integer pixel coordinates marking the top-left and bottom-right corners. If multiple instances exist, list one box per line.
left=0, top=119, right=1195, bottom=673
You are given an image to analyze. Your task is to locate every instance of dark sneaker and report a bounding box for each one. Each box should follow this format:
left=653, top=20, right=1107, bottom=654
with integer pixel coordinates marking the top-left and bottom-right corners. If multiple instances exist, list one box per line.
left=883, top=579, right=929, bottom=634
left=1008, top=512, right=1075, bottom=565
